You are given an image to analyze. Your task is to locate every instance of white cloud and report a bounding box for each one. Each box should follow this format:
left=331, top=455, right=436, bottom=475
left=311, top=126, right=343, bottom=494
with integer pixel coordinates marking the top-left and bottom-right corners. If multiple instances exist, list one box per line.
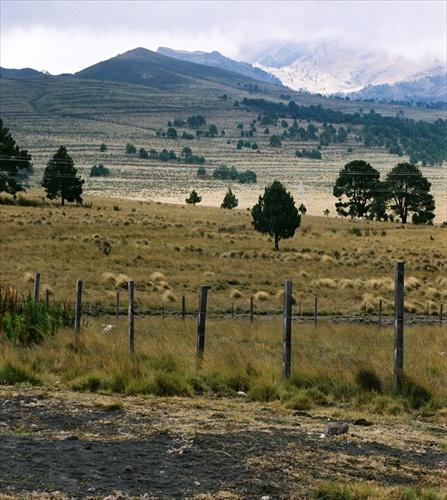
left=1, top=1, right=445, bottom=73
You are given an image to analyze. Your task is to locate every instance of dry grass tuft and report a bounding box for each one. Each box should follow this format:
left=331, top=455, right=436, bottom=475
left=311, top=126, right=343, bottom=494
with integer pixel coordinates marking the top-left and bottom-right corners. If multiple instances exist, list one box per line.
left=23, top=272, right=35, bottom=283
left=314, top=278, right=338, bottom=289
left=320, top=255, right=334, bottom=264
left=162, top=290, right=176, bottom=302
left=407, top=276, right=423, bottom=290
left=254, top=291, right=270, bottom=302
left=275, top=290, right=297, bottom=305
left=230, top=289, right=243, bottom=299
left=151, top=272, right=166, bottom=283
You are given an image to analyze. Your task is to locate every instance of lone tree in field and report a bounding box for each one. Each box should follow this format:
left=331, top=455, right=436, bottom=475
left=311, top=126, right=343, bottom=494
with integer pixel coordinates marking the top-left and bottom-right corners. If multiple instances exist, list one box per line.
left=42, top=146, right=84, bottom=206
left=333, top=160, right=381, bottom=218
left=385, top=163, right=435, bottom=224
left=251, top=180, right=301, bottom=250
left=0, top=118, right=33, bottom=196
left=221, top=188, right=238, bottom=209
left=185, top=189, right=202, bottom=206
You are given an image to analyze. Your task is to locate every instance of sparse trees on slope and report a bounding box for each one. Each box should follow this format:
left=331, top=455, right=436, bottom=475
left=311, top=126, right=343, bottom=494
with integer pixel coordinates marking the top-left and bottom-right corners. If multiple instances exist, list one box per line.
left=42, top=146, right=84, bottom=206
left=385, top=163, right=435, bottom=224
left=0, top=118, right=33, bottom=196
left=333, top=160, right=381, bottom=218
left=251, top=180, right=301, bottom=250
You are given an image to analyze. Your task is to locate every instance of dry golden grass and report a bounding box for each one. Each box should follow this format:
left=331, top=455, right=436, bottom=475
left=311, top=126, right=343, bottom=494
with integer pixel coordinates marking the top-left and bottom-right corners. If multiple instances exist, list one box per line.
left=1, top=192, right=446, bottom=318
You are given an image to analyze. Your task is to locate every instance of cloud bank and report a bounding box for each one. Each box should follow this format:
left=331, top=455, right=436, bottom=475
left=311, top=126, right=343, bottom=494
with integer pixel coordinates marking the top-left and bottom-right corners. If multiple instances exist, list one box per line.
left=1, top=1, right=445, bottom=74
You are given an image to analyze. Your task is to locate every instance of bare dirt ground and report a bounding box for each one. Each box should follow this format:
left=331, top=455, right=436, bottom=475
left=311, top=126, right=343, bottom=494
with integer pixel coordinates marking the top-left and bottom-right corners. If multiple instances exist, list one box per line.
left=0, top=386, right=446, bottom=499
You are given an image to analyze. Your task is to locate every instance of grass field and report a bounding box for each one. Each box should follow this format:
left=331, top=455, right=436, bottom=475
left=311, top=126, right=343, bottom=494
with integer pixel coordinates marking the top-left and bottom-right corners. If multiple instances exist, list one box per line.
left=1, top=193, right=446, bottom=317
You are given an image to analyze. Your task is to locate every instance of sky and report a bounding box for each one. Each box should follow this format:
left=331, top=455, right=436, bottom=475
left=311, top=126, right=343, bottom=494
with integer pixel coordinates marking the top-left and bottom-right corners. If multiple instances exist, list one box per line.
left=1, top=1, right=446, bottom=75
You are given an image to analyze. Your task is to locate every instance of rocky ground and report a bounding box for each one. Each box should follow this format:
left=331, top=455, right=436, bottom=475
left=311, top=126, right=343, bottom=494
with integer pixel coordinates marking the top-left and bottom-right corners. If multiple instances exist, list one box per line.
left=0, top=386, right=446, bottom=499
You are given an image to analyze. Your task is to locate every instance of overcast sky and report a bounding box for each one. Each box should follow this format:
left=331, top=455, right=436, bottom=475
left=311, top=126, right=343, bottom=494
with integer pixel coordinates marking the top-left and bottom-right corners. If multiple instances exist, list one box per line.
left=1, top=1, right=446, bottom=74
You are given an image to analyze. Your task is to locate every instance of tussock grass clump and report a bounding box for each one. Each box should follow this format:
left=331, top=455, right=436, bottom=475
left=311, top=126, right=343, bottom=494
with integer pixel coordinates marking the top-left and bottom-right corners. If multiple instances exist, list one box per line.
left=230, top=289, right=243, bottom=299
left=151, top=271, right=166, bottom=283
left=254, top=291, right=270, bottom=302
left=162, top=290, right=176, bottom=302
left=314, top=278, right=338, bottom=289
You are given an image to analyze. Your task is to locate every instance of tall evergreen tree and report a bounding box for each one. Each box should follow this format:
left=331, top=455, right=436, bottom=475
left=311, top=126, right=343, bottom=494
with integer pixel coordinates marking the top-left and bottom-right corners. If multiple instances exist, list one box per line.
left=42, top=146, right=84, bottom=206
left=0, top=118, right=33, bottom=196
left=333, top=160, right=381, bottom=218
left=251, top=180, right=301, bottom=250
left=385, top=163, right=435, bottom=224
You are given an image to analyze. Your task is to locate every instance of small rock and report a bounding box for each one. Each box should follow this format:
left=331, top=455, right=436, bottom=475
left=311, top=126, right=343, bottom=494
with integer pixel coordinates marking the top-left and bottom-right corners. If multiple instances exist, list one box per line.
left=124, top=465, right=133, bottom=472
left=193, top=481, right=201, bottom=487
left=236, top=391, right=246, bottom=397
left=326, top=421, right=349, bottom=436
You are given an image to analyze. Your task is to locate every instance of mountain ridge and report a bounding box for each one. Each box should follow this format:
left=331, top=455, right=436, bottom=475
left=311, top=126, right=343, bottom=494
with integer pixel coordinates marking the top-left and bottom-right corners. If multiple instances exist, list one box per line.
left=1, top=41, right=445, bottom=106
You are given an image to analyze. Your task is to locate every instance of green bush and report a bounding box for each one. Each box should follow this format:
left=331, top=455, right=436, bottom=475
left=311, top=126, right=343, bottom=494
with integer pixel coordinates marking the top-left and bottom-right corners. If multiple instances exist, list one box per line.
left=355, top=368, right=382, bottom=393
left=0, top=287, right=74, bottom=345
left=152, top=372, right=193, bottom=397
left=247, top=381, right=281, bottom=402
left=0, top=362, right=40, bottom=385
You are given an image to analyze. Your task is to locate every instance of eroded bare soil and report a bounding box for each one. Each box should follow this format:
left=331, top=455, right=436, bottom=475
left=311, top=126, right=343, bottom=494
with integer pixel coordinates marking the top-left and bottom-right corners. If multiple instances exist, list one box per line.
left=0, top=387, right=446, bottom=499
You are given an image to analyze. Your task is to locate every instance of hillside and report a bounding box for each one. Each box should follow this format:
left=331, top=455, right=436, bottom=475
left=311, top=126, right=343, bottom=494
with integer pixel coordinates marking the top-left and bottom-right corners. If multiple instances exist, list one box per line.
left=0, top=50, right=445, bottom=220
left=74, top=47, right=267, bottom=90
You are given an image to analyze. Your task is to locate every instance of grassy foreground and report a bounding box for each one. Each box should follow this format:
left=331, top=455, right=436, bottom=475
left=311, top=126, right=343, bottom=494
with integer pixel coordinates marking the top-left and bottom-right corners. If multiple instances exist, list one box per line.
left=0, top=195, right=446, bottom=499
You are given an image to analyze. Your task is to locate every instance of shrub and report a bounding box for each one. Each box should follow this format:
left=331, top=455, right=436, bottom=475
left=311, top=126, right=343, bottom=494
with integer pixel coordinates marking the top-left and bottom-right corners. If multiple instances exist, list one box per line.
left=152, top=372, right=193, bottom=397
left=0, top=362, right=40, bottom=385
left=355, top=368, right=382, bottom=393
left=247, top=382, right=281, bottom=402
left=0, top=287, right=73, bottom=345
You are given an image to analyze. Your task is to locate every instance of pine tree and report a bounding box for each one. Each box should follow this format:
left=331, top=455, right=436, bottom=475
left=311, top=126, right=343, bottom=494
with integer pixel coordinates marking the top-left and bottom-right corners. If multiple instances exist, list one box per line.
left=185, top=189, right=202, bottom=206
left=251, top=180, right=301, bottom=250
left=221, top=188, right=238, bottom=209
left=0, top=118, right=33, bottom=196
left=42, top=146, right=84, bottom=206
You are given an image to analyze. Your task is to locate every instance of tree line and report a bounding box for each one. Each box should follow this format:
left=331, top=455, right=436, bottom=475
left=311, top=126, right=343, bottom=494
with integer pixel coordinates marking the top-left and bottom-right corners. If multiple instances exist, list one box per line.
left=241, top=98, right=446, bottom=166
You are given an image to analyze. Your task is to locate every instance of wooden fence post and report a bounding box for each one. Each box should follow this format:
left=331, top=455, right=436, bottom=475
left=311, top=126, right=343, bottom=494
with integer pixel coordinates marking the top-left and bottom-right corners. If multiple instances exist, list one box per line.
left=393, top=262, right=404, bottom=390
left=283, top=280, right=293, bottom=380
left=74, top=280, right=82, bottom=348
left=182, top=295, right=186, bottom=321
left=128, top=280, right=134, bottom=355
left=33, top=273, right=40, bottom=302
left=314, top=296, right=318, bottom=327
left=116, top=291, right=120, bottom=318
left=378, top=299, right=382, bottom=330
left=196, top=286, right=210, bottom=362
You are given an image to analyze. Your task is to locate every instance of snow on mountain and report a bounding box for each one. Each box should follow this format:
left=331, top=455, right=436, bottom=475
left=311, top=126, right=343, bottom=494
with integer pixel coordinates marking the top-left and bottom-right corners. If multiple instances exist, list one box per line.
left=241, top=39, right=446, bottom=103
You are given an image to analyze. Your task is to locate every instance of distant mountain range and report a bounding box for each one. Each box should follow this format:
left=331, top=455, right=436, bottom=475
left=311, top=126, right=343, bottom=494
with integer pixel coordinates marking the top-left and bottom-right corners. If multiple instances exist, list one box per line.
left=159, top=41, right=446, bottom=107
left=1, top=40, right=445, bottom=107
left=240, top=39, right=446, bottom=106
